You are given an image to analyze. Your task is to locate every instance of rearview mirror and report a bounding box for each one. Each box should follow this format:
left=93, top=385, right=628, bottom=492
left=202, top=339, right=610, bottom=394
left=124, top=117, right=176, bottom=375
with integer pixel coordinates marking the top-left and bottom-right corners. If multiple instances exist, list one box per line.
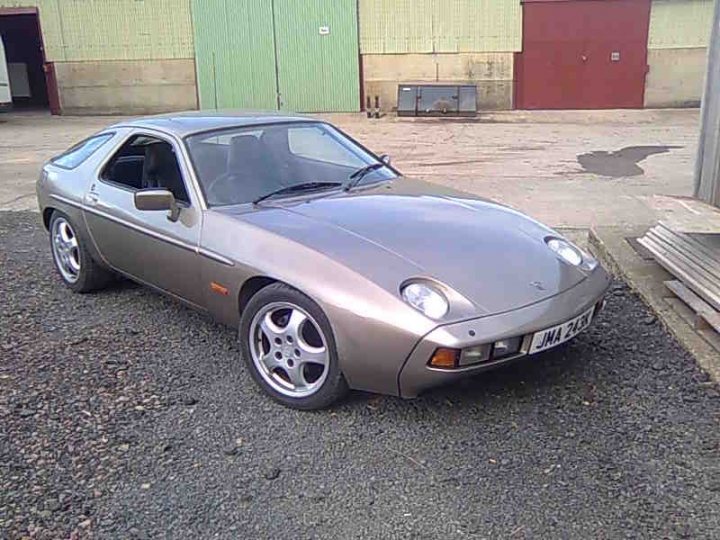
left=380, top=154, right=391, bottom=165
left=134, top=188, right=180, bottom=222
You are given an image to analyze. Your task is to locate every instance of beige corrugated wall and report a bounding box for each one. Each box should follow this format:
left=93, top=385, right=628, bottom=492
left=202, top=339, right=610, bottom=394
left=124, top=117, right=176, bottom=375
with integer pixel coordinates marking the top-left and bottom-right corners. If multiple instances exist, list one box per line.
left=0, top=0, right=193, bottom=60
left=358, top=0, right=521, bottom=110
left=646, top=0, right=714, bottom=107
left=359, top=0, right=521, bottom=53
left=649, top=0, right=714, bottom=49
left=0, top=0, right=196, bottom=113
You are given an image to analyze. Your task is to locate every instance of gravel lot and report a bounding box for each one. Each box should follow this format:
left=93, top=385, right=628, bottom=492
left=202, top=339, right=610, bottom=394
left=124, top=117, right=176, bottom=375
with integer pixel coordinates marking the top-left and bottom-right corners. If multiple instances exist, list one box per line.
left=1, top=211, right=719, bottom=539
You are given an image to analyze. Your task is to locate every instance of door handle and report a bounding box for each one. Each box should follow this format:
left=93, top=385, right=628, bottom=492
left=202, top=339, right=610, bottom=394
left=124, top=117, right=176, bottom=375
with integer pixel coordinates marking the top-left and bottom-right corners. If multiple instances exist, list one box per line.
left=86, top=192, right=99, bottom=205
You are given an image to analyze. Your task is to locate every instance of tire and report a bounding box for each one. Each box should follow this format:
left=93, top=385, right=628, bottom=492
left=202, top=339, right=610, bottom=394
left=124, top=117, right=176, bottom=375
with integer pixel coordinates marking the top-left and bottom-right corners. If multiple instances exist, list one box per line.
left=239, top=282, right=349, bottom=410
left=49, top=210, right=112, bottom=293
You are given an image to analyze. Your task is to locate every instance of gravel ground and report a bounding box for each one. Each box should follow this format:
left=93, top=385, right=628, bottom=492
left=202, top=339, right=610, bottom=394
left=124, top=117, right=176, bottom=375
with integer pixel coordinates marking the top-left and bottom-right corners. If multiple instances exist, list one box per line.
left=1, top=210, right=719, bottom=539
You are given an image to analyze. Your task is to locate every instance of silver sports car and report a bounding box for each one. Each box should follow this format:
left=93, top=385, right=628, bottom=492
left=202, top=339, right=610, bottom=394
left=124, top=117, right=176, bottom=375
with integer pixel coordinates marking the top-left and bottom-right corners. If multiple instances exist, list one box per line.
left=36, top=112, right=610, bottom=409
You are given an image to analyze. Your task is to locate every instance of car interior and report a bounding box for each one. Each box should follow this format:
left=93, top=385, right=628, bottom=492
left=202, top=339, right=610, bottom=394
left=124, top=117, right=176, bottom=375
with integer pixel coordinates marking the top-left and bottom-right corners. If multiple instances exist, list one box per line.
left=103, top=135, right=190, bottom=204
left=102, top=126, right=382, bottom=208
left=190, top=124, right=364, bottom=206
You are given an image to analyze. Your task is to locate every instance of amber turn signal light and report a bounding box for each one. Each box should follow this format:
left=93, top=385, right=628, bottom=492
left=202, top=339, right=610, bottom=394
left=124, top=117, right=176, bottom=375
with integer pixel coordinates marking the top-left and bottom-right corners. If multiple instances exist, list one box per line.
left=429, top=348, right=460, bottom=369
left=210, top=281, right=229, bottom=296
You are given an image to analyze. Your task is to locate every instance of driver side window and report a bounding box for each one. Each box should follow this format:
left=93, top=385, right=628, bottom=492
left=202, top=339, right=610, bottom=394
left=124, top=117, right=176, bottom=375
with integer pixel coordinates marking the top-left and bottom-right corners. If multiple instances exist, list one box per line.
left=102, top=135, right=191, bottom=204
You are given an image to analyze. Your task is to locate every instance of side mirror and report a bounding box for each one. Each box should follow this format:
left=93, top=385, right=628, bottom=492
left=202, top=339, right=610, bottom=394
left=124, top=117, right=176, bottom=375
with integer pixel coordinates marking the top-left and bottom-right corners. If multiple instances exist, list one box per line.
left=134, top=188, right=180, bottom=222
left=380, top=154, right=391, bottom=165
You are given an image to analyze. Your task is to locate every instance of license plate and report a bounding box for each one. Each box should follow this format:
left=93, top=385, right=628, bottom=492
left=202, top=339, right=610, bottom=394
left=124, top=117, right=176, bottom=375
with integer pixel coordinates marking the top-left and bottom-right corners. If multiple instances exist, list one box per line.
left=529, top=306, right=595, bottom=354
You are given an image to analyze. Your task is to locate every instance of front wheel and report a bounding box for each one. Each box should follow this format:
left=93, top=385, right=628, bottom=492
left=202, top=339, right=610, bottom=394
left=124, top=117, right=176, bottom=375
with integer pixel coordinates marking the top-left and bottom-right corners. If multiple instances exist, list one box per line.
left=239, top=283, right=348, bottom=410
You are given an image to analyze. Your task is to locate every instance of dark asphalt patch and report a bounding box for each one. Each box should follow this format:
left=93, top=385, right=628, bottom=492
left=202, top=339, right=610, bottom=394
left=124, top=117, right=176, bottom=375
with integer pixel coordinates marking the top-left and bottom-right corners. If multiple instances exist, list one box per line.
left=1, top=211, right=719, bottom=539
left=577, top=146, right=682, bottom=177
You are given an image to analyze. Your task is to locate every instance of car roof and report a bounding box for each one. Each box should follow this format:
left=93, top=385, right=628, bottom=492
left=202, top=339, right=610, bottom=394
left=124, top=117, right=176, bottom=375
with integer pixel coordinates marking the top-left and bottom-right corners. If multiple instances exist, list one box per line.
left=109, top=110, right=316, bottom=138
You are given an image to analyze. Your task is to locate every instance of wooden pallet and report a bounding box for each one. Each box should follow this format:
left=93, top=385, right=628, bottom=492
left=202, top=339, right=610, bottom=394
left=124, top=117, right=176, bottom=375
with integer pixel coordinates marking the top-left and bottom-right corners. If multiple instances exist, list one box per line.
left=664, top=280, right=720, bottom=352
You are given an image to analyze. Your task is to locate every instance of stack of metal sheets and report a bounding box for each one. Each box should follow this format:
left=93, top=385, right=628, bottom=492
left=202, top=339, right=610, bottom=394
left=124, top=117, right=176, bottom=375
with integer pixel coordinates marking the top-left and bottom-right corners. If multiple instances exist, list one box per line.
left=638, top=222, right=720, bottom=337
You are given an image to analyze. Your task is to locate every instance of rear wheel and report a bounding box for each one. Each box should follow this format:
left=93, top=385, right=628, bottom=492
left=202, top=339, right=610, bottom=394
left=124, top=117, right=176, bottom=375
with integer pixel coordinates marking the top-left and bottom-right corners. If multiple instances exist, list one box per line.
left=239, top=283, right=348, bottom=410
left=49, top=211, right=111, bottom=293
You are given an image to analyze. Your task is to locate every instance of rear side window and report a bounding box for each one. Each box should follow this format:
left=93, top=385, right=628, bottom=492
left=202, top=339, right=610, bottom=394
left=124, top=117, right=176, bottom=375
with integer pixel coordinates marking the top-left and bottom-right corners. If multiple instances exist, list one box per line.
left=53, top=133, right=114, bottom=169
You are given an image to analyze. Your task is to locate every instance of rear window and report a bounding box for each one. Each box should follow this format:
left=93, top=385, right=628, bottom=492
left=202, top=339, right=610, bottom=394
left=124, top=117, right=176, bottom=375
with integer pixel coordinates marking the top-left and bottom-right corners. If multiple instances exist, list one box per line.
left=53, top=133, right=114, bottom=169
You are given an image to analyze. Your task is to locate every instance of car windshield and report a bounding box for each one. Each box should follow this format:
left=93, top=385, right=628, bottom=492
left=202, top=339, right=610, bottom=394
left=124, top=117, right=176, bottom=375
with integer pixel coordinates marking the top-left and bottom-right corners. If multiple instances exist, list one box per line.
left=186, top=122, right=397, bottom=206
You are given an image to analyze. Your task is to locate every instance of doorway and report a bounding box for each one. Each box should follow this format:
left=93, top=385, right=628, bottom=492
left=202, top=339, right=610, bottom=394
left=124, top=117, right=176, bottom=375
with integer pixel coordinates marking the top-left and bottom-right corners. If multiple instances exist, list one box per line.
left=0, top=8, right=59, bottom=113
left=191, top=0, right=360, bottom=112
left=515, top=0, right=651, bottom=109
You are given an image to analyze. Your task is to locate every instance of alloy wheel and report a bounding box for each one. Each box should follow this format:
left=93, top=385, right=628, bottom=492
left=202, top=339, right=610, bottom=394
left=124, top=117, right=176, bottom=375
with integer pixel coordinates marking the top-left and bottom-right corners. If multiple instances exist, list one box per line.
left=249, top=302, right=330, bottom=398
left=51, top=217, right=81, bottom=283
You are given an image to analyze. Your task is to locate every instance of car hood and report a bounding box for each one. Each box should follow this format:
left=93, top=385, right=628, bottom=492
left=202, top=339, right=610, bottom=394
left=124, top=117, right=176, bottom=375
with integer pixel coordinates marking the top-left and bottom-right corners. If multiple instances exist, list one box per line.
left=218, top=179, right=588, bottom=317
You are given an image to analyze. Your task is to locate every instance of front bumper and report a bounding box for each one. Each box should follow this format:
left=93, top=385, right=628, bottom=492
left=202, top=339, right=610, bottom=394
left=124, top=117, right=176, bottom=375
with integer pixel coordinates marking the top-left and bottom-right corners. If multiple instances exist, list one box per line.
left=397, top=267, right=611, bottom=397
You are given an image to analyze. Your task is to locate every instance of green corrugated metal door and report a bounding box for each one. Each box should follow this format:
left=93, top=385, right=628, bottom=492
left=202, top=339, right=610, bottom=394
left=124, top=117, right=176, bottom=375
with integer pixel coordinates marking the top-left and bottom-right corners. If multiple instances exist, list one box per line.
left=191, top=0, right=277, bottom=110
left=274, top=0, right=360, bottom=112
left=192, top=0, right=360, bottom=112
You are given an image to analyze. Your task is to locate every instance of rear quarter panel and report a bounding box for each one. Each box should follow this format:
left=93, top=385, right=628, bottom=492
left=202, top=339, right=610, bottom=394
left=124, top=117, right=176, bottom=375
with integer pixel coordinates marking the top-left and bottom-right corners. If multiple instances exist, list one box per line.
left=37, top=129, right=129, bottom=265
left=37, top=129, right=128, bottom=224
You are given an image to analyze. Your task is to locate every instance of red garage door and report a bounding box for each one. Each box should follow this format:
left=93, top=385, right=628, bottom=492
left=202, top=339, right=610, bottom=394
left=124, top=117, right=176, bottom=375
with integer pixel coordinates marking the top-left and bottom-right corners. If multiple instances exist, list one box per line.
left=515, top=0, right=651, bottom=109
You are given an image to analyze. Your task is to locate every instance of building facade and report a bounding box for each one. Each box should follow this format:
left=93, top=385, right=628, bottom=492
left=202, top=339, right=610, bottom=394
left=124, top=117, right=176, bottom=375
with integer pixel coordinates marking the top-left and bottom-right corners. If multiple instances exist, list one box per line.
left=0, top=0, right=713, bottom=114
left=360, top=0, right=520, bottom=110
left=191, top=0, right=360, bottom=112
left=0, top=0, right=198, bottom=114
left=646, top=0, right=715, bottom=107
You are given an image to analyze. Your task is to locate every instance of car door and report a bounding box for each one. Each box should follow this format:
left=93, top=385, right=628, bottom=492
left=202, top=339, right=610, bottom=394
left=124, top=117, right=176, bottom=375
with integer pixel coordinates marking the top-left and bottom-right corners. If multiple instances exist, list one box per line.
left=83, top=130, right=205, bottom=308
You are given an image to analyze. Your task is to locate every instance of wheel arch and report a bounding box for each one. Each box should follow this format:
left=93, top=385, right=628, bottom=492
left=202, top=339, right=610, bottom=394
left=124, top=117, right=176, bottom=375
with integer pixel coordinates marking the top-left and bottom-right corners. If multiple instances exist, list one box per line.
left=42, top=207, right=55, bottom=230
left=238, top=276, right=279, bottom=316
left=236, top=275, right=345, bottom=352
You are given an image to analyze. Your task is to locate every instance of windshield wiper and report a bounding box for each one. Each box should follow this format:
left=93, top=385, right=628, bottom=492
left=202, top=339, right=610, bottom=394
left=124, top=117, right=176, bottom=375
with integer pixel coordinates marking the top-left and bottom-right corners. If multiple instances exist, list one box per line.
left=344, top=162, right=386, bottom=191
left=253, top=181, right=342, bottom=205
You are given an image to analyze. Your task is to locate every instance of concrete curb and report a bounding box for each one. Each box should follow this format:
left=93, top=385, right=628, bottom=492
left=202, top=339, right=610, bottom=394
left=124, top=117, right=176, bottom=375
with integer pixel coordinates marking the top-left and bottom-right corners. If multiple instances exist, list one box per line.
left=589, top=225, right=720, bottom=383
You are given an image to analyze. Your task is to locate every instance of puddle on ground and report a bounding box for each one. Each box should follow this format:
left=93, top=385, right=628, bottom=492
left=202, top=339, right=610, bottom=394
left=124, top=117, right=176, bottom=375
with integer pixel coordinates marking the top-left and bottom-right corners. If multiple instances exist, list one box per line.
left=577, top=145, right=682, bottom=177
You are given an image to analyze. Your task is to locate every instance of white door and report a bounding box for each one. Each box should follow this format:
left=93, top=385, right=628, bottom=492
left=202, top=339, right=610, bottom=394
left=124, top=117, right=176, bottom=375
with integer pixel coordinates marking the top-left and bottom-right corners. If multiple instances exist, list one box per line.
left=0, top=36, right=12, bottom=108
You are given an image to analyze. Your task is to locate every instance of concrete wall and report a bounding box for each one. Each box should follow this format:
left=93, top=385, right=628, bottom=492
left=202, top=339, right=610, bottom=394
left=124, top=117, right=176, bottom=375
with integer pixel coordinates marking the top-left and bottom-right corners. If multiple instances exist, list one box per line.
left=363, top=52, right=513, bottom=110
left=55, top=59, right=197, bottom=115
left=359, top=1, right=520, bottom=111
left=645, top=48, right=708, bottom=108
left=644, top=0, right=713, bottom=108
